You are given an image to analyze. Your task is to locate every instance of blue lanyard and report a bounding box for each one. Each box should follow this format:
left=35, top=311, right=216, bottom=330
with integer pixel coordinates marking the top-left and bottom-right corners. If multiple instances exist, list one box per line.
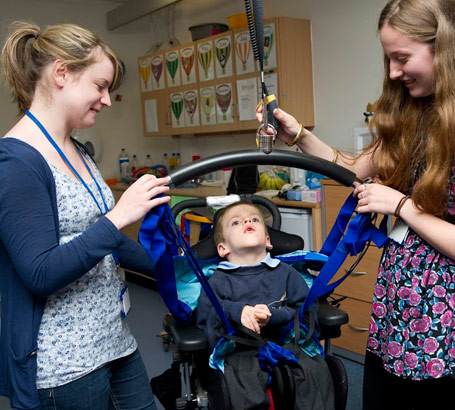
left=25, top=110, right=119, bottom=265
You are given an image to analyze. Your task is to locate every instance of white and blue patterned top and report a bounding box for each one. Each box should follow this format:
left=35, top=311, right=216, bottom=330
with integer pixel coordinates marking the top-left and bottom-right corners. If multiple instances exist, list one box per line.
left=36, top=159, right=136, bottom=389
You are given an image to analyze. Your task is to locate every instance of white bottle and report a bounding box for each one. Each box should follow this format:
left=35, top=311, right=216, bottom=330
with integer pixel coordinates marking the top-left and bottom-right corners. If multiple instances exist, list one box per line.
left=118, top=148, right=130, bottom=177
left=162, top=153, right=169, bottom=173
left=176, top=152, right=181, bottom=168
left=131, top=154, right=139, bottom=176
left=145, top=154, right=153, bottom=167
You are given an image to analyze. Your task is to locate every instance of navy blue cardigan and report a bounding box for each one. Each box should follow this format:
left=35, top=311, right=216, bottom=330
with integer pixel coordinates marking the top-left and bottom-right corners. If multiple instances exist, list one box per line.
left=0, top=138, right=154, bottom=410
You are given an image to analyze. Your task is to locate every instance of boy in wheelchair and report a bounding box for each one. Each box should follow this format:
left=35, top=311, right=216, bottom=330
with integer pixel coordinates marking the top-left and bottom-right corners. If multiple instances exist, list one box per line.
left=196, top=201, right=335, bottom=410
left=197, top=201, right=318, bottom=349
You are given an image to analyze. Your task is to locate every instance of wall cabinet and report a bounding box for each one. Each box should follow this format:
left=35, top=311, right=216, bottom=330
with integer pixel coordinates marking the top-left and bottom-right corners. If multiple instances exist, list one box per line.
left=321, top=180, right=383, bottom=357
left=138, top=17, right=314, bottom=136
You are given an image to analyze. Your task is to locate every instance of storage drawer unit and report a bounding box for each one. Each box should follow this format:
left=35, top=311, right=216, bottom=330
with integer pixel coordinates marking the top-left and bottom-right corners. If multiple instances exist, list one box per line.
left=331, top=295, right=372, bottom=356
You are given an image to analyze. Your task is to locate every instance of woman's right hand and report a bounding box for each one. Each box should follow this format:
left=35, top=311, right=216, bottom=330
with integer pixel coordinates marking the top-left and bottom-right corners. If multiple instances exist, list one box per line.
left=106, top=175, right=171, bottom=230
left=256, top=104, right=303, bottom=146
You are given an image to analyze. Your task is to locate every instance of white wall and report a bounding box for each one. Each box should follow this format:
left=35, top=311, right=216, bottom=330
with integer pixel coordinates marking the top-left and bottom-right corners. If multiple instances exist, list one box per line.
left=0, top=0, right=388, bottom=178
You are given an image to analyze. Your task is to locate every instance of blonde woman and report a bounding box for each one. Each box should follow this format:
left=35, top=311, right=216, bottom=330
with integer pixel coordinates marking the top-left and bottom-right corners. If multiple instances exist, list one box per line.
left=0, top=22, right=169, bottom=410
left=258, top=0, right=455, bottom=408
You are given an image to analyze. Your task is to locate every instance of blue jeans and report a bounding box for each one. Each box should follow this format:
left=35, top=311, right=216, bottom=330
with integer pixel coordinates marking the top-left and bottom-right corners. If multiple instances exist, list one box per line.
left=38, top=349, right=156, bottom=410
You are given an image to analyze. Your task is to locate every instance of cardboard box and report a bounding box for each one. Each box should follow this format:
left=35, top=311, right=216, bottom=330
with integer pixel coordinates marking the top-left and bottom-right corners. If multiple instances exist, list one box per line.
left=286, top=188, right=321, bottom=203
left=300, top=189, right=321, bottom=203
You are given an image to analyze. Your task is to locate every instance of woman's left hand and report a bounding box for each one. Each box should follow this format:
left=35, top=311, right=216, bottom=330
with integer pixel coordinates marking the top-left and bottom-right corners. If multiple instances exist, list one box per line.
left=354, top=182, right=405, bottom=215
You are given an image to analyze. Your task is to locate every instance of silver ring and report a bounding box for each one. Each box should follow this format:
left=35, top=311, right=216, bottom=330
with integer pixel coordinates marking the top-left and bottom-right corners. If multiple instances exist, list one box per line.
left=364, top=182, right=368, bottom=190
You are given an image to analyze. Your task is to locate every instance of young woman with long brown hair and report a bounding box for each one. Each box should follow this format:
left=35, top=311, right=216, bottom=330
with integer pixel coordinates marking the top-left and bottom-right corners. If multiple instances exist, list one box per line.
left=258, top=0, right=455, bottom=408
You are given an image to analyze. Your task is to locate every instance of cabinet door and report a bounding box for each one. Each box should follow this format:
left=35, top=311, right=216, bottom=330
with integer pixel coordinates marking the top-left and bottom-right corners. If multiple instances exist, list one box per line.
left=324, top=184, right=353, bottom=233
left=275, top=18, right=314, bottom=128
left=332, top=245, right=382, bottom=303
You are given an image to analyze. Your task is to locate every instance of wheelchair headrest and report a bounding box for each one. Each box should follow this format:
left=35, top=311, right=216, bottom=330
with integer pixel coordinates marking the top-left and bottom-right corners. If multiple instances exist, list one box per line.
left=173, top=194, right=305, bottom=259
left=192, top=226, right=305, bottom=260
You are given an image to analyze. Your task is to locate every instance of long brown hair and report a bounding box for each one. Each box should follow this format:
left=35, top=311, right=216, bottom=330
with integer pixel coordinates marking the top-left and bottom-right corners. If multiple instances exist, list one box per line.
left=371, top=0, right=455, bottom=218
left=1, top=21, right=123, bottom=115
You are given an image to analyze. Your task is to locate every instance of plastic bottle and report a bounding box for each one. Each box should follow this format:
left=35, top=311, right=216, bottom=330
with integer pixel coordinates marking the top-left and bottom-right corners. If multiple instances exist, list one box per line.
left=176, top=152, right=181, bottom=168
left=162, top=153, right=169, bottom=169
left=169, top=153, right=177, bottom=171
left=161, top=153, right=169, bottom=175
left=130, top=154, right=139, bottom=176
left=145, top=154, right=153, bottom=167
left=118, top=148, right=130, bottom=177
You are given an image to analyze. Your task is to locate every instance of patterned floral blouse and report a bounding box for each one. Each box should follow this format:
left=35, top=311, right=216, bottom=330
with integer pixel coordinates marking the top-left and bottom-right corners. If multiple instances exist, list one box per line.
left=36, top=158, right=136, bottom=389
left=367, top=171, right=455, bottom=380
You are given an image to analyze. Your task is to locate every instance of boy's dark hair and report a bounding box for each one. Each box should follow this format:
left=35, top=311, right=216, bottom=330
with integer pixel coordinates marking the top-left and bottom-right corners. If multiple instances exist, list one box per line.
left=213, top=201, right=268, bottom=246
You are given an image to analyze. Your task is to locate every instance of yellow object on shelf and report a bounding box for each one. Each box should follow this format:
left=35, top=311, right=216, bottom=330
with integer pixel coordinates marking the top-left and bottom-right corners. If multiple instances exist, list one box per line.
left=227, top=13, right=249, bottom=29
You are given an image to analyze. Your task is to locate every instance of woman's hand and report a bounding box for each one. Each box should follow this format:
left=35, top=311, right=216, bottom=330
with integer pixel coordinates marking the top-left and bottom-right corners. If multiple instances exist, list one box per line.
left=256, top=104, right=303, bottom=146
left=106, top=175, right=171, bottom=230
left=354, top=182, right=405, bottom=216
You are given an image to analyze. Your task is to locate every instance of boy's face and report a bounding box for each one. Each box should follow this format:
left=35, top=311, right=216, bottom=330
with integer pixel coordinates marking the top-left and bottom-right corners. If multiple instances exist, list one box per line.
left=217, top=204, right=272, bottom=260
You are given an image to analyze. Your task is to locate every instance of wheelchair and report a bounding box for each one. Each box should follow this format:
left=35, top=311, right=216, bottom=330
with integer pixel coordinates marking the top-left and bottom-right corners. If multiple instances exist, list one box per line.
left=151, top=194, right=350, bottom=410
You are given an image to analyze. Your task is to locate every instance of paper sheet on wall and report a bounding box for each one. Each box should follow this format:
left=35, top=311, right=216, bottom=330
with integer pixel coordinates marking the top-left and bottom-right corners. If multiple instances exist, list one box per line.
left=144, top=99, right=159, bottom=132
left=236, top=77, right=258, bottom=121
left=215, top=83, right=234, bottom=124
left=200, top=86, right=216, bottom=125
left=170, top=92, right=185, bottom=128
left=183, top=89, right=200, bottom=127
left=139, top=58, right=152, bottom=91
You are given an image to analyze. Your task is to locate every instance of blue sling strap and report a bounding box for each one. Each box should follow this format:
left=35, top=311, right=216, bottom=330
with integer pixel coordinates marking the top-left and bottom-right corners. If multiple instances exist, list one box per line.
left=299, top=192, right=389, bottom=318
left=138, top=191, right=389, bottom=341
left=139, top=202, right=234, bottom=332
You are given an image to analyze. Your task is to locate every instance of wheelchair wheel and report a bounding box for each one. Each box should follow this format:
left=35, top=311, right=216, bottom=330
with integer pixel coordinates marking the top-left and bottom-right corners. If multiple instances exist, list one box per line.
left=325, top=354, right=348, bottom=410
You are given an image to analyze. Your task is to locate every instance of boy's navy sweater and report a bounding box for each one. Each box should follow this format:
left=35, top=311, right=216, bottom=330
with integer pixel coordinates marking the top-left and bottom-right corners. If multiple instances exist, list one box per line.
left=196, top=260, right=318, bottom=350
left=0, top=138, right=154, bottom=410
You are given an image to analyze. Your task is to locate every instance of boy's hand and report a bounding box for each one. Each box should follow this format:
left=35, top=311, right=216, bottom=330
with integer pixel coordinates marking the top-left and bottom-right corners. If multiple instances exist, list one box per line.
left=253, top=304, right=271, bottom=328
left=241, top=305, right=261, bottom=333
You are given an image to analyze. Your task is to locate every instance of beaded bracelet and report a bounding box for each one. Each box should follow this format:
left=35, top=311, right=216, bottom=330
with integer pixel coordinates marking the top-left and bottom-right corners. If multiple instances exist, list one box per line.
left=287, top=123, right=304, bottom=146
left=394, top=195, right=410, bottom=218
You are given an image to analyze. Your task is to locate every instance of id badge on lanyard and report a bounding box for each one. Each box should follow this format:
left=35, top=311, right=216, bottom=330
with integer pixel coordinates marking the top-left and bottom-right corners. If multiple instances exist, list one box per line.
left=120, top=285, right=131, bottom=317
left=389, top=218, right=409, bottom=245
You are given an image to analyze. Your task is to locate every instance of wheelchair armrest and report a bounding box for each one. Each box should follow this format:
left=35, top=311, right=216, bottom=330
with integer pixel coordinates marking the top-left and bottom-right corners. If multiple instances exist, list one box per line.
left=318, top=299, right=349, bottom=341
left=163, top=313, right=208, bottom=352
